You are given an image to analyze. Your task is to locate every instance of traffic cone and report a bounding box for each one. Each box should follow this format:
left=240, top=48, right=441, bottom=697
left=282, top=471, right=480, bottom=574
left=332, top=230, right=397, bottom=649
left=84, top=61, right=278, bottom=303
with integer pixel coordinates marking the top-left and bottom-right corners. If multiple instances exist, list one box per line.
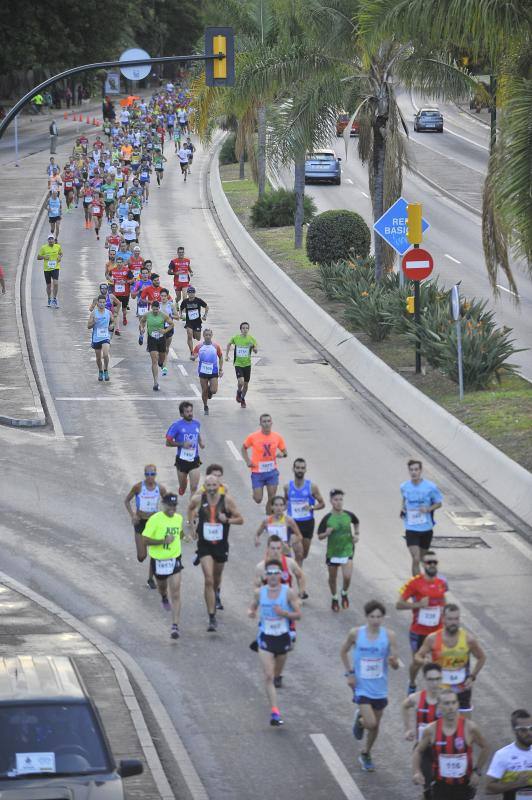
left=63, top=111, right=68, bottom=119
left=92, top=118, right=97, bottom=125
left=86, top=116, right=90, bottom=124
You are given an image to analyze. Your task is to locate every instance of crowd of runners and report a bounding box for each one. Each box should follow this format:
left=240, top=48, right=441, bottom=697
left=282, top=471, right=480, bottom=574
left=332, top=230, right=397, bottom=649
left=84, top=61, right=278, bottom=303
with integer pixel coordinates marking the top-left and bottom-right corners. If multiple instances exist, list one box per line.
left=36, top=84, right=531, bottom=799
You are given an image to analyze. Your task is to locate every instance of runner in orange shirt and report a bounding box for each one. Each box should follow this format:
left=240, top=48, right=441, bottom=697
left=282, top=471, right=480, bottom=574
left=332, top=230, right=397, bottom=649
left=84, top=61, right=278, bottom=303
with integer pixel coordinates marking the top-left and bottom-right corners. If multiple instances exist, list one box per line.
left=241, top=414, right=287, bottom=512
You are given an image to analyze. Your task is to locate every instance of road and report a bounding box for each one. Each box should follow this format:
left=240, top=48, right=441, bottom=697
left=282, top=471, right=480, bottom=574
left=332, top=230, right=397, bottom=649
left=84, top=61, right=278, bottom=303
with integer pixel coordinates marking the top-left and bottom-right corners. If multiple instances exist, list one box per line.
left=1, top=140, right=531, bottom=800
left=285, top=94, right=532, bottom=380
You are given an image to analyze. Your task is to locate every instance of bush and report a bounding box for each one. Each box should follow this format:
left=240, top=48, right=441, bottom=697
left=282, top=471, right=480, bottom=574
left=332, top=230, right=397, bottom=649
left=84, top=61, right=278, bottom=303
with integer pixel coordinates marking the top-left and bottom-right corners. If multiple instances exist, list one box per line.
left=219, top=134, right=238, bottom=165
left=344, top=286, right=397, bottom=341
left=306, top=210, right=371, bottom=265
left=250, top=189, right=317, bottom=228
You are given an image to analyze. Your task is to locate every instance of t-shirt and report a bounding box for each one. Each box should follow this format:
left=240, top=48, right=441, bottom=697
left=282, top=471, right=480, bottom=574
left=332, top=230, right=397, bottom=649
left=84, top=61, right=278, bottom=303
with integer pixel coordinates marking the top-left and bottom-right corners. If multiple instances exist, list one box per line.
left=318, top=511, right=359, bottom=560
left=38, top=243, right=62, bottom=271
left=180, top=297, right=207, bottom=325
left=109, top=266, right=133, bottom=296
left=399, top=574, right=448, bottom=634
left=486, top=742, right=532, bottom=799
left=168, top=257, right=191, bottom=286
left=142, top=511, right=183, bottom=560
left=400, top=479, right=443, bottom=532
left=166, top=418, right=201, bottom=460
left=243, top=430, right=286, bottom=474
left=141, top=285, right=162, bottom=305
left=230, top=334, right=257, bottom=367
left=121, top=219, right=139, bottom=240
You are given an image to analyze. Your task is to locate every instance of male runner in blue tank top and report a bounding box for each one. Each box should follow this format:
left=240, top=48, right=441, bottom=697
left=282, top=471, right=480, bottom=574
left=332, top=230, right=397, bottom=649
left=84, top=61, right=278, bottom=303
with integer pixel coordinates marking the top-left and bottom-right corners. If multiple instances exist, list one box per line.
left=284, top=458, right=324, bottom=568
left=340, top=600, right=399, bottom=772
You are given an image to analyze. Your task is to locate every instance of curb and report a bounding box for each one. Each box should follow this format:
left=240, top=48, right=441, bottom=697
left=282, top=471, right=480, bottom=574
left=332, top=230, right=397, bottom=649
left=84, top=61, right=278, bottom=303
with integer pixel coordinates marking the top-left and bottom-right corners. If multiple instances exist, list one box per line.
left=209, top=141, right=532, bottom=536
left=0, top=569, right=209, bottom=800
left=408, top=162, right=482, bottom=218
left=454, top=103, right=491, bottom=128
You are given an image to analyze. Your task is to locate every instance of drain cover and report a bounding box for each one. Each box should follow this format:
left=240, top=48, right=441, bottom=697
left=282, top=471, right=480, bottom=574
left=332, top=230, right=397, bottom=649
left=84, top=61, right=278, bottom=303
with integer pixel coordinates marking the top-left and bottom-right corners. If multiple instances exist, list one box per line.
left=446, top=511, right=512, bottom=532
left=432, top=536, right=490, bottom=549
left=294, top=358, right=329, bottom=365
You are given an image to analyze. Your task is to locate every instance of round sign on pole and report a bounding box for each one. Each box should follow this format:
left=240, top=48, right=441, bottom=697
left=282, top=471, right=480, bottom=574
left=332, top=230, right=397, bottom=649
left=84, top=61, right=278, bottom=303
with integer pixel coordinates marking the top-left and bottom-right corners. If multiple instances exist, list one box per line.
left=119, top=48, right=151, bottom=82
left=401, top=247, right=434, bottom=281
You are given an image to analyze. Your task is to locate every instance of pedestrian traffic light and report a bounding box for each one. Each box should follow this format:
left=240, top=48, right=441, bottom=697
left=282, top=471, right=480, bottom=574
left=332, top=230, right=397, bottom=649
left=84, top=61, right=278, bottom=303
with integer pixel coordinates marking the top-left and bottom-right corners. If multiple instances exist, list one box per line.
left=406, top=296, right=415, bottom=314
left=407, top=203, right=423, bottom=246
left=205, top=27, right=235, bottom=87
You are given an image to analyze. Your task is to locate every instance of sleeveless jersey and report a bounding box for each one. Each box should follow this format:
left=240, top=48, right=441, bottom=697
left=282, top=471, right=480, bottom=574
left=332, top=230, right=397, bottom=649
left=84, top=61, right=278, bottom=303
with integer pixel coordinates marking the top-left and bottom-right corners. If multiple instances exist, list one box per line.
left=433, top=716, right=473, bottom=785
left=258, top=584, right=290, bottom=637
left=431, top=628, right=470, bottom=690
left=48, top=196, right=61, bottom=217
left=92, top=308, right=111, bottom=344
left=416, top=690, right=439, bottom=740
left=353, top=626, right=390, bottom=700
left=286, top=480, right=313, bottom=521
left=197, top=493, right=229, bottom=547
left=266, top=514, right=289, bottom=543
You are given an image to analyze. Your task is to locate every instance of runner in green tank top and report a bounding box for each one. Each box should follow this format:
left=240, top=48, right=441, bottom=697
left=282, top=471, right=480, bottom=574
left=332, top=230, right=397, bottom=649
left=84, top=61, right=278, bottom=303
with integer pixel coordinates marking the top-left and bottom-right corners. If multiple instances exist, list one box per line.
left=225, top=321, right=258, bottom=409
left=139, top=301, right=174, bottom=392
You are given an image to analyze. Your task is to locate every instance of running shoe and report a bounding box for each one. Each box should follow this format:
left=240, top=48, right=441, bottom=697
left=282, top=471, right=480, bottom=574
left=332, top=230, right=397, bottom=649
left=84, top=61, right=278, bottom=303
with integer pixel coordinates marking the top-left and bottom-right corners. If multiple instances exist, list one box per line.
left=236, top=389, right=242, bottom=403
left=47, top=298, right=52, bottom=307
left=51, top=298, right=58, bottom=308
left=161, top=595, right=171, bottom=611
left=300, top=591, right=309, bottom=600
left=331, top=597, right=340, bottom=612
left=207, top=614, right=217, bottom=632
left=240, top=399, right=247, bottom=409
left=204, top=405, right=209, bottom=415
left=341, top=593, right=349, bottom=609
left=146, top=577, right=156, bottom=590
left=103, top=370, right=109, bottom=381
left=138, top=335, right=144, bottom=345
left=153, top=383, right=159, bottom=391
left=358, top=753, right=375, bottom=772
left=98, top=370, right=104, bottom=382
left=170, top=624, right=180, bottom=640
left=114, top=329, right=121, bottom=336
left=270, top=712, right=284, bottom=727
left=353, top=709, right=364, bottom=740
left=123, top=316, right=127, bottom=325
left=178, top=487, right=186, bottom=496
left=273, top=676, right=283, bottom=689
left=215, top=591, right=224, bottom=610
left=162, top=367, right=168, bottom=376
left=407, top=684, right=417, bottom=695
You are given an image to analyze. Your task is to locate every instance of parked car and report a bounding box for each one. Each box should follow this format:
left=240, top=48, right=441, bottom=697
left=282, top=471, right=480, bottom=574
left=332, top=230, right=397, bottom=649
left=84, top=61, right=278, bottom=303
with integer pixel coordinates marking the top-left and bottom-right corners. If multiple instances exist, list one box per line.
left=304, top=150, right=342, bottom=185
left=0, top=655, right=143, bottom=797
left=414, top=107, right=444, bottom=132
left=336, top=111, right=359, bottom=137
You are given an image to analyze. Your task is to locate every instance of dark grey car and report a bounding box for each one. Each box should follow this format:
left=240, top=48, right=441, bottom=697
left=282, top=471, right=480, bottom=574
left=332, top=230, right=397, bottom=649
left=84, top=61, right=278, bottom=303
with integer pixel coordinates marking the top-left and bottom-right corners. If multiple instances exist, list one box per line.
left=0, top=656, right=143, bottom=798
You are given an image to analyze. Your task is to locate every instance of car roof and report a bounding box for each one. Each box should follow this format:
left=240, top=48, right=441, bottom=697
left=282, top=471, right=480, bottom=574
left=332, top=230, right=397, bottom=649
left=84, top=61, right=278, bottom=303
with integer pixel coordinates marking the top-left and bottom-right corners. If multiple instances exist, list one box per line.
left=419, top=107, right=441, bottom=113
left=0, top=656, right=86, bottom=703
left=307, top=149, right=336, bottom=157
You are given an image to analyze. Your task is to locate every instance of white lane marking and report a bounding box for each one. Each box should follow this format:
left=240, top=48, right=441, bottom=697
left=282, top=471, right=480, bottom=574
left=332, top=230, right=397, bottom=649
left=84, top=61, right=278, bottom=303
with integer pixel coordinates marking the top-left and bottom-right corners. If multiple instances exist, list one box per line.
left=345, top=178, right=354, bottom=184
left=445, top=254, right=461, bottom=264
left=310, top=734, right=366, bottom=800
left=177, top=363, right=187, bottom=375
left=55, top=395, right=345, bottom=402
left=499, top=530, right=532, bottom=561
left=169, top=347, right=178, bottom=361
left=409, top=92, right=489, bottom=151
left=496, top=284, right=517, bottom=296
left=360, top=191, right=369, bottom=198
left=189, top=383, right=201, bottom=397
left=226, top=440, right=243, bottom=461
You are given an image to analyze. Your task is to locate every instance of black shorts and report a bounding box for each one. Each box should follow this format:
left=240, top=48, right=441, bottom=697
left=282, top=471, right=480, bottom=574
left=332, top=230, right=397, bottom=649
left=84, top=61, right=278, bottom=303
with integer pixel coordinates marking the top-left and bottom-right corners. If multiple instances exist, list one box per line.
left=117, top=295, right=129, bottom=309
left=175, top=456, right=201, bottom=474
left=199, top=372, right=219, bottom=381
left=48, top=216, right=61, bottom=223
left=180, top=162, right=188, bottom=173
left=133, top=519, right=147, bottom=535
left=92, top=339, right=110, bottom=350
left=258, top=632, right=292, bottom=655
left=235, top=365, right=251, bottom=383
left=132, top=213, right=141, bottom=222
left=185, top=321, right=202, bottom=332
left=197, top=542, right=229, bottom=563
left=151, top=556, right=183, bottom=579
left=297, top=519, right=315, bottom=539
left=104, top=200, right=114, bottom=207
left=456, top=687, right=473, bottom=713
left=44, top=269, right=59, bottom=283
left=431, top=782, right=475, bottom=800
left=147, top=334, right=166, bottom=353
left=409, top=631, right=427, bottom=653
left=405, top=530, right=433, bottom=549
left=355, top=695, right=388, bottom=711
left=165, top=329, right=173, bottom=339
left=179, top=122, right=187, bottom=130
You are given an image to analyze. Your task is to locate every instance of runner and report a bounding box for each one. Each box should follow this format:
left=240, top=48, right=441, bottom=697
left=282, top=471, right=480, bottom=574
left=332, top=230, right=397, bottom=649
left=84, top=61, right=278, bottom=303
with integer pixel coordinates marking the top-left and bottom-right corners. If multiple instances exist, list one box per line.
left=167, top=246, right=193, bottom=302
left=165, top=401, right=205, bottom=496
left=317, top=489, right=359, bottom=611
left=138, top=159, right=151, bottom=204
left=402, top=662, right=443, bottom=799
left=87, top=295, right=112, bottom=381
left=177, top=145, right=190, bottom=181
left=107, top=257, right=134, bottom=328
left=37, top=233, right=62, bottom=307
left=101, top=174, right=117, bottom=222
left=105, top=222, right=121, bottom=252
left=400, top=459, right=443, bottom=576
left=177, top=106, right=188, bottom=134
left=180, top=286, right=208, bottom=357
left=413, top=690, right=489, bottom=799
left=139, top=301, right=174, bottom=391
left=485, top=709, right=532, bottom=797
left=62, top=166, right=75, bottom=211
left=153, top=146, right=167, bottom=185
left=340, top=600, right=400, bottom=772
left=159, top=287, right=178, bottom=375
left=241, top=414, right=287, bottom=512
left=396, top=550, right=448, bottom=694
left=184, top=136, right=195, bottom=174
left=128, top=245, right=145, bottom=280
left=131, top=266, right=152, bottom=331
left=187, top=474, right=243, bottom=631
left=121, top=210, right=140, bottom=246
left=141, top=493, right=184, bottom=640
left=255, top=496, right=303, bottom=563
left=81, top=181, right=94, bottom=228
left=124, top=465, right=168, bottom=589
left=284, top=457, right=325, bottom=565
left=47, top=189, right=62, bottom=239
left=89, top=281, right=120, bottom=335
left=415, top=603, right=486, bottom=715
left=90, top=191, right=105, bottom=240
left=225, top=321, right=258, bottom=408
left=191, top=328, right=223, bottom=415
left=140, top=273, right=163, bottom=309
left=248, top=560, right=301, bottom=726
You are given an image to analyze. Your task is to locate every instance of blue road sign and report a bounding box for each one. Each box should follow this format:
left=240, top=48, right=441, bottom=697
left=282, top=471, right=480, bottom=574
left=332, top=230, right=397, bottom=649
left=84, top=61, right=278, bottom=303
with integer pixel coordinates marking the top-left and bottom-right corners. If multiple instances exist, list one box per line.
left=373, top=197, right=429, bottom=255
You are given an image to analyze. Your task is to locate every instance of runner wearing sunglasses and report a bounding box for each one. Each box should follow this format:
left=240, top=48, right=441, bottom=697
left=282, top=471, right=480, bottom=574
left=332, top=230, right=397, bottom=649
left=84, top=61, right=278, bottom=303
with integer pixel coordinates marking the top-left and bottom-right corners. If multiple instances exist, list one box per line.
left=124, top=465, right=168, bottom=589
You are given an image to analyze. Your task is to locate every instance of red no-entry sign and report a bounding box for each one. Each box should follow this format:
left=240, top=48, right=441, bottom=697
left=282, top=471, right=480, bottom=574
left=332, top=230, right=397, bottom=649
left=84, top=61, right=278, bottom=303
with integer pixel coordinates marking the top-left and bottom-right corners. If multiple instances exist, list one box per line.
left=402, top=248, right=434, bottom=281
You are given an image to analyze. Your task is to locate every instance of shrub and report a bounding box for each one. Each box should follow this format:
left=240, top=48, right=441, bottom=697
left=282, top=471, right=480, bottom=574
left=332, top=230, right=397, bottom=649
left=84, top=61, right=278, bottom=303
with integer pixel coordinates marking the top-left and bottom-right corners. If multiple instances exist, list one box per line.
left=219, top=134, right=238, bottom=165
left=344, top=286, right=396, bottom=341
left=250, top=189, right=317, bottom=228
left=306, top=210, right=371, bottom=265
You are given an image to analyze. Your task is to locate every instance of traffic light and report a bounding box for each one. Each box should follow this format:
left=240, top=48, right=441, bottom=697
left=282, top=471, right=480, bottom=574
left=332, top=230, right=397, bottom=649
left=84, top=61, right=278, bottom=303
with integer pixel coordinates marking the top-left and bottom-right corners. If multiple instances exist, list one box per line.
left=205, top=27, right=235, bottom=87
left=407, top=202, right=423, bottom=246
left=406, top=296, right=415, bottom=314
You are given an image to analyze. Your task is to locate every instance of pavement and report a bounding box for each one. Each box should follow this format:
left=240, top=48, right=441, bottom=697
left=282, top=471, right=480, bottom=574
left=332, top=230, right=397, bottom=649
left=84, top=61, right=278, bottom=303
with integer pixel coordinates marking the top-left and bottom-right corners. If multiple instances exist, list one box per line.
left=1, top=134, right=531, bottom=800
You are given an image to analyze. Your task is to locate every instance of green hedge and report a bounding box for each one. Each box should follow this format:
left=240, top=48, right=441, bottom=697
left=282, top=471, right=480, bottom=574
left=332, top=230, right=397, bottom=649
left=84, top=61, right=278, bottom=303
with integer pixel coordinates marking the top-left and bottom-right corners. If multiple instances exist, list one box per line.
left=250, top=189, right=317, bottom=228
left=306, top=210, right=371, bottom=265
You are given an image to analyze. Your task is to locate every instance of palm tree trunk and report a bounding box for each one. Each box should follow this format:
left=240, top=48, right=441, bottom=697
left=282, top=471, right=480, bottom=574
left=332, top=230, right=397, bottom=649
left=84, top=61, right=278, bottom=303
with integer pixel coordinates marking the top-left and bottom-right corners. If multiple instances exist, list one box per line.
left=239, top=152, right=245, bottom=180
left=257, top=104, right=267, bottom=197
left=293, top=152, right=306, bottom=250
left=372, top=120, right=386, bottom=282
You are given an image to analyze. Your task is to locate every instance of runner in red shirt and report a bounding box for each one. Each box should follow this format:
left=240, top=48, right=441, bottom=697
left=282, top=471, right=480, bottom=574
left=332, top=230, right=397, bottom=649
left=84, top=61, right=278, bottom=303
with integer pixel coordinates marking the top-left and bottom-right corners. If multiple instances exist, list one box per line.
left=396, top=550, right=448, bottom=693
left=62, top=168, right=75, bottom=210
left=128, top=245, right=145, bottom=280
left=108, top=258, right=134, bottom=326
left=105, top=223, right=121, bottom=252
left=81, top=182, right=93, bottom=228
left=167, top=245, right=193, bottom=301
left=140, top=273, right=163, bottom=308
left=90, top=193, right=105, bottom=240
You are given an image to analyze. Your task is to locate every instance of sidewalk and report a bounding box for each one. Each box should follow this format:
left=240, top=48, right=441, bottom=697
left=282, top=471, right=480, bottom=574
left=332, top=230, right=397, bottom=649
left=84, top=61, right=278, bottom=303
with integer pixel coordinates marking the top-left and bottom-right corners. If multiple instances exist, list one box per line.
left=0, top=577, right=165, bottom=799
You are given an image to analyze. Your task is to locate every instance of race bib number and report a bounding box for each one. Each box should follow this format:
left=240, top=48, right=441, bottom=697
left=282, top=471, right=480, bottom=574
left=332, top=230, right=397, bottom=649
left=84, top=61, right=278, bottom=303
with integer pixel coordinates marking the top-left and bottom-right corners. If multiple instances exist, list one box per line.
left=141, top=172, right=148, bottom=179
left=137, top=305, right=149, bottom=316
left=114, top=282, right=125, bottom=293
left=236, top=345, right=250, bottom=358
left=438, top=754, right=468, bottom=779
left=203, top=523, right=223, bottom=542
left=258, top=460, right=275, bottom=473
left=155, top=558, right=176, bottom=576
left=106, top=190, right=114, bottom=200
left=291, top=501, right=310, bottom=519
left=95, top=326, right=108, bottom=340
left=139, top=497, right=158, bottom=513
left=83, top=196, right=92, bottom=204
left=92, top=205, right=101, bottom=214
left=150, top=331, right=163, bottom=340
left=178, top=273, right=189, bottom=282
left=442, top=667, right=466, bottom=685
left=188, top=308, right=200, bottom=320
left=264, top=617, right=288, bottom=636
left=406, top=509, right=428, bottom=526
left=65, top=181, right=73, bottom=188
left=418, top=607, right=442, bottom=627
left=329, top=556, right=349, bottom=565
left=47, top=260, right=57, bottom=268
left=179, top=446, right=196, bottom=462
left=200, top=362, right=214, bottom=375
left=267, top=524, right=288, bottom=542
left=359, top=658, right=384, bottom=680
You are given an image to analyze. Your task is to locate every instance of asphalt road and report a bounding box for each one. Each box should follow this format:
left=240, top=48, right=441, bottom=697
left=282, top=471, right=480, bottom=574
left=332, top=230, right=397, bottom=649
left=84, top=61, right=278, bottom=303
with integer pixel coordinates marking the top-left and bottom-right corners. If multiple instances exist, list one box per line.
left=1, top=141, right=531, bottom=800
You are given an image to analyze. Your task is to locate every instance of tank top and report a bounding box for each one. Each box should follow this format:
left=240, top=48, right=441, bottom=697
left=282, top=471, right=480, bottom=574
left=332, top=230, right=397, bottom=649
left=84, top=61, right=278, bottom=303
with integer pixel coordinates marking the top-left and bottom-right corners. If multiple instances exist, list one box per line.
left=416, top=690, right=439, bottom=740
left=287, top=480, right=313, bottom=521
left=197, top=493, right=229, bottom=547
left=431, top=628, right=470, bottom=690
left=92, top=308, right=111, bottom=343
left=266, top=514, right=289, bottom=543
left=135, top=482, right=160, bottom=514
left=146, top=312, right=166, bottom=338
left=162, top=300, right=174, bottom=323
left=353, top=626, right=390, bottom=699
left=48, top=197, right=61, bottom=217
left=258, top=584, right=290, bottom=637
left=197, top=343, right=219, bottom=376
left=433, top=717, right=473, bottom=785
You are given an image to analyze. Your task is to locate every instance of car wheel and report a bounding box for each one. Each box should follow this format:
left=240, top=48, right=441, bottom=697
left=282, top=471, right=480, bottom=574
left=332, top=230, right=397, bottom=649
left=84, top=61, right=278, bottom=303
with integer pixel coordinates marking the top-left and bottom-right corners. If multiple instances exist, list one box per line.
left=334, top=176, right=341, bottom=185
left=438, top=127, right=443, bottom=133
left=414, top=124, right=418, bottom=132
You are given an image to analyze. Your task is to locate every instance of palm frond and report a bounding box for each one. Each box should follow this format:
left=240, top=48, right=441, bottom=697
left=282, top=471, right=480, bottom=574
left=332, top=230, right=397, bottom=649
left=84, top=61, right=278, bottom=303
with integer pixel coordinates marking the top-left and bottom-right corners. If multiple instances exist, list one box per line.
left=482, top=157, right=517, bottom=296
left=397, top=54, right=478, bottom=103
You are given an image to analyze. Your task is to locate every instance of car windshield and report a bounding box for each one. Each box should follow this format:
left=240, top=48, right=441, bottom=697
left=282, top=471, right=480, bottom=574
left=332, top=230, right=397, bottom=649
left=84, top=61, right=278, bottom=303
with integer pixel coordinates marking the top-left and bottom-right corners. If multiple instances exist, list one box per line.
left=0, top=703, right=111, bottom=778
left=307, top=153, right=335, bottom=161
left=420, top=111, right=441, bottom=117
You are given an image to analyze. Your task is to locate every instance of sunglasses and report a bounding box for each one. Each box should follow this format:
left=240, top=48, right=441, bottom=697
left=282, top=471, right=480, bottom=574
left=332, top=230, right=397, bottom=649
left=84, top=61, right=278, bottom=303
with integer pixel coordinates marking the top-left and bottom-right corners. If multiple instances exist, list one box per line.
left=265, top=570, right=281, bottom=576
left=515, top=725, right=532, bottom=732
left=424, top=560, right=438, bottom=565
left=144, top=471, right=156, bottom=476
